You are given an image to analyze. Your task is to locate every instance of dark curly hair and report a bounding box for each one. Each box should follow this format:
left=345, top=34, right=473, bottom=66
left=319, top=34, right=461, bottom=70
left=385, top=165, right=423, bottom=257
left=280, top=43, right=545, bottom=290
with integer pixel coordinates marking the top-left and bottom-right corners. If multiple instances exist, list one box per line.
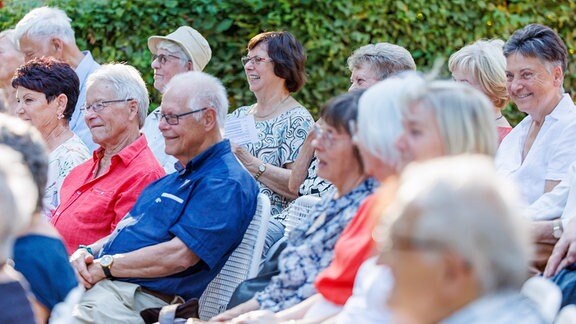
left=12, top=56, right=80, bottom=120
left=247, top=31, right=307, bottom=93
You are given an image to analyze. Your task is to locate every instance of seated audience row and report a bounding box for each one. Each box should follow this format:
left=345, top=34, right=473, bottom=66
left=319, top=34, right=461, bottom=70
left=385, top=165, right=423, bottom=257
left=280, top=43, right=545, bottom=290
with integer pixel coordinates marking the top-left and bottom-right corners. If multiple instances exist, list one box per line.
left=2, top=4, right=576, bottom=323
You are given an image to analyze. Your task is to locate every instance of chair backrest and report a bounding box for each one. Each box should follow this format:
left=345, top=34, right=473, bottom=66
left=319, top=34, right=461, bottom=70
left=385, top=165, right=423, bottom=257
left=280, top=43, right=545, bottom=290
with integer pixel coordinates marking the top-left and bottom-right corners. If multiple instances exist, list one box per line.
left=198, top=193, right=271, bottom=320
left=283, top=195, right=321, bottom=237
left=521, top=276, right=562, bottom=323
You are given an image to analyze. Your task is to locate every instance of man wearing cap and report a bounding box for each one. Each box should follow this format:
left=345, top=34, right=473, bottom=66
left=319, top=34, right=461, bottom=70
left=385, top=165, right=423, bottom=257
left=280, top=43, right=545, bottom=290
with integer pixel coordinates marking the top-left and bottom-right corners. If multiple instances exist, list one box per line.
left=142, top=26, right=212, bottom=173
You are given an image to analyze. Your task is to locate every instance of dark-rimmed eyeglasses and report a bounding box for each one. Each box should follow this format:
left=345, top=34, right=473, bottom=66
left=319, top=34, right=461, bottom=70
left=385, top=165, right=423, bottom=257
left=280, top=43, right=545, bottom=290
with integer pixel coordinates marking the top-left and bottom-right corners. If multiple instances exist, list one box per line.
left=81, top=99, right=134, bottom=112
left=154, top=107, right=208, bottom=125
left=241, top=55, right=273, bottom=66
left=152, top=53, right=183, bottom=65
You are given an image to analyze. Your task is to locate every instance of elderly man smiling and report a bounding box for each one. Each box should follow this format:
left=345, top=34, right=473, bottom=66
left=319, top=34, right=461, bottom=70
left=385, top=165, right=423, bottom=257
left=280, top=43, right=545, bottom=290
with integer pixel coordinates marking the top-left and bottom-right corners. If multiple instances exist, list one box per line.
left=51, top=63, right=164, bottom=254
left=69, top=71, right=258, bottom=322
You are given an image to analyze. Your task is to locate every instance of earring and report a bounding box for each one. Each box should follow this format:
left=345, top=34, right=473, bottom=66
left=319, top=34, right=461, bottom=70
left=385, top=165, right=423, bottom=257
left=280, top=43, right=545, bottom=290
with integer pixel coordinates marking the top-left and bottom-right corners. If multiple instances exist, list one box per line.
left=57, top=113, right=64, bottom=120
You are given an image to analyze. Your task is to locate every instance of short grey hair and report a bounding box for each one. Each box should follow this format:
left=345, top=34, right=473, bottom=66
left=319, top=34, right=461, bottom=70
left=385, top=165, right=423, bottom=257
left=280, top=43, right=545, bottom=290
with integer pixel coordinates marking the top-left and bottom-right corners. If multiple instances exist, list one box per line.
left=504, top=24, right=567, bottom=73
left=0, top=29, right=18, bottom=47
left=0, top=113, right=48, bottom=213
left=0, top=146, right=37, bottom=263
left=347, top=43, right=416, bottom=79
left=14, top=6, right=75, bottom=46
left=156, top=40, right=190, bottom=64
left=403, top=79, right=498, bottom=157
left=164, top=71, right=228, bottom=129
left=387, top=155, right=531, bottom=293
left=86, top=63, right=149, bottom=128
left=357, top=73, right=422, bottom=169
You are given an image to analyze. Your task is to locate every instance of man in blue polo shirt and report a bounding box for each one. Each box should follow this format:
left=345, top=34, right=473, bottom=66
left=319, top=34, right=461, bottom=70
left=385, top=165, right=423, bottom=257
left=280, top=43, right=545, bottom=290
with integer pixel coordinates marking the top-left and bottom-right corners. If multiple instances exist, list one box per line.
left=69, top=71, right=259, bottom=322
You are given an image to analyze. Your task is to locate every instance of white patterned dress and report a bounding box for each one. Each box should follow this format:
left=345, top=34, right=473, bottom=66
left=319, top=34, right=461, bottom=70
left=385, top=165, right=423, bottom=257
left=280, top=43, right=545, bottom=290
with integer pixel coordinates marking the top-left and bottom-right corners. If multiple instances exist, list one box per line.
left=44, top=134, right=90, bottom=218
left=228, top=105, right=314, bottom=215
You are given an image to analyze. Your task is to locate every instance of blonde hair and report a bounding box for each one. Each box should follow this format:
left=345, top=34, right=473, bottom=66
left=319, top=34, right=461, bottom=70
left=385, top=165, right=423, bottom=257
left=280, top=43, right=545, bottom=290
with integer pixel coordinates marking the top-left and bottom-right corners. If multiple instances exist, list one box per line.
left=448, top=39, right=508, bottom=109
left=403, top=80, right=498, bottom=157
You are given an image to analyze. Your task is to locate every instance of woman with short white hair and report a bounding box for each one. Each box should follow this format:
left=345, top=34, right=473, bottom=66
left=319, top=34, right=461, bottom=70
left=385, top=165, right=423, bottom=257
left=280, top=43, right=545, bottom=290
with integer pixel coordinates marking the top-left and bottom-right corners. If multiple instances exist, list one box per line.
left=336, top=77, right=499, bottom=323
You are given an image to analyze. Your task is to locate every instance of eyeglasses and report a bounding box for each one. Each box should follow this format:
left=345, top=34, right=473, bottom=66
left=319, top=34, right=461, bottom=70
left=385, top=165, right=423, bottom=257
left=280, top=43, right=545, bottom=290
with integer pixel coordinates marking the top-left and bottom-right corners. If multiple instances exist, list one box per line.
left=377, top=232, right=445, bottom=256
left=154, top=107, right=208, bottom=125
left=313, top=124, right=350, bottom=148
left=81, top=98, right=134, bottom=112
left=152, top=53, right=183, bottom=65
left=241, top=55, right=273, bottom=66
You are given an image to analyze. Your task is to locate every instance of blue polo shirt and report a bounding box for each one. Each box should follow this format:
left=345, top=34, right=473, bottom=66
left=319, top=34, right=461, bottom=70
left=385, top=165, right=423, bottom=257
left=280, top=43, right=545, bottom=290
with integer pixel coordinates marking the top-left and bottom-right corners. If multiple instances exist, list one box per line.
left=98, top=139, right=258, bottom=300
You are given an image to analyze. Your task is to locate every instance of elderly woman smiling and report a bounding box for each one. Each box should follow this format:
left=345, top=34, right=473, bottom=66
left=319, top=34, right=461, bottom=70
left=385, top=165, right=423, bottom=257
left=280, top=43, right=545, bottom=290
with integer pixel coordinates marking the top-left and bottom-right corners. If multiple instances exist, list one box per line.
left=51, top=63, right=164, bottom=254
left=496, top=24, right=576, bottom=205
left=228, top=31, right=314, bottom=215
left=12, top=57, right=90, bottom=218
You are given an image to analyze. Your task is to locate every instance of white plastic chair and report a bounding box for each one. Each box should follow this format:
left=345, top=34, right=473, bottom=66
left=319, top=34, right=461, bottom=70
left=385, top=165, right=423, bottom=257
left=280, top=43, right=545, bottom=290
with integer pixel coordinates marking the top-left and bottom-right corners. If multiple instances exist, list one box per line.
left=283, top=195, right=321, bottom=237
left=198, top=194, right=271, bottom=320
left=521, top=276, right=562, bottom=323
left=555, top=305, right=576, bottom=324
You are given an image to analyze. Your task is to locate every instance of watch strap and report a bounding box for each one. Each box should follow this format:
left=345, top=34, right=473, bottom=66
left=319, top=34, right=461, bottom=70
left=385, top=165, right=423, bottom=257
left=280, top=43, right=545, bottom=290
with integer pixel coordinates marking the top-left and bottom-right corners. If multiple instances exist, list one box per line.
left=102, top=265, right=114, bottom=279
left=254, top=163, right=266, bottom=180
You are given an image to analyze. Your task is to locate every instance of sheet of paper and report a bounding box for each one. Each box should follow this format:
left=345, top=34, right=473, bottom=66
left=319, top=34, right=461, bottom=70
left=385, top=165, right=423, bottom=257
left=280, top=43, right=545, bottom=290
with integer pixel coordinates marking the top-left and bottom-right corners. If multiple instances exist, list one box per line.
left=224, top=115, right=259, bottom=145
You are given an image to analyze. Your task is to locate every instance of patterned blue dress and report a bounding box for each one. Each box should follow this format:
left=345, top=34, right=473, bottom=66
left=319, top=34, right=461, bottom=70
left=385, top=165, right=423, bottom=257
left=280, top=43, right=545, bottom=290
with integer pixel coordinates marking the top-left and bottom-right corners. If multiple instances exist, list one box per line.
left=228, top=105, right=314, bottom=215
left=255, top=178, right=377, bottom=311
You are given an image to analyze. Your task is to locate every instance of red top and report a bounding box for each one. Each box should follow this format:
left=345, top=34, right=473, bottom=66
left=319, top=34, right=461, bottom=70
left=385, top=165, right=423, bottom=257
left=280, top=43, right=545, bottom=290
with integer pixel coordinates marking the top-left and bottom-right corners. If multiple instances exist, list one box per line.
left=51, top=135, right=165, bottom=254
left=498, top=126, right=513, bottom=144
left=314, top=193, right=380, bottom=305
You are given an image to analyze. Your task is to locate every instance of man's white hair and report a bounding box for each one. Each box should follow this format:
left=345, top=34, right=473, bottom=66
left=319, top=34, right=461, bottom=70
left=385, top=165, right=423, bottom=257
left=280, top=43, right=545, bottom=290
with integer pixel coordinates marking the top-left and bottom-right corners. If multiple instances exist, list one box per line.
left=164, top=71, right=229, bottom=130
left=388, top=154, right=532, bottom=294
left=14, top=6, right=75, bottom=46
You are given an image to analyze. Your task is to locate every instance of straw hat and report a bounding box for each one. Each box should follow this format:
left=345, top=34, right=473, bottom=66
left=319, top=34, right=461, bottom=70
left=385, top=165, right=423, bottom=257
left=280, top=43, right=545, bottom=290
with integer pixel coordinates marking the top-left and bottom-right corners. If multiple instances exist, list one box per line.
left=148, top=26, right=212, bottom=71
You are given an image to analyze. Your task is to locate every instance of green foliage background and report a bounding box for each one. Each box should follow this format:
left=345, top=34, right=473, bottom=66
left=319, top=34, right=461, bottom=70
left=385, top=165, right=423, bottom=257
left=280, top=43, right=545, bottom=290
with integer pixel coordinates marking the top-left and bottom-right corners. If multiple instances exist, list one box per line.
left=2, top=0, right=576, bottom=125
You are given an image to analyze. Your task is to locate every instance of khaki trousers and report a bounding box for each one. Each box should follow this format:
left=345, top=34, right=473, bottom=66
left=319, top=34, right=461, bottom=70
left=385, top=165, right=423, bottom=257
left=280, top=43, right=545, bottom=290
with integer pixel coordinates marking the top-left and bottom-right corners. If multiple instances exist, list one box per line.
left=72, top=280, right=168, bottom=323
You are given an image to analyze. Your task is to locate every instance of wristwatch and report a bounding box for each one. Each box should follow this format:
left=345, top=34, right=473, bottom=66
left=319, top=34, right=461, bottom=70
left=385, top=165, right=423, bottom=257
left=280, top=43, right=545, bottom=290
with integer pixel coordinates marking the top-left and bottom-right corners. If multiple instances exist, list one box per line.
left=254, top=163, right=266, bottom=181
left=553, top=220, right=564, bottom=240
left=100, top=255, right=115, bottom=279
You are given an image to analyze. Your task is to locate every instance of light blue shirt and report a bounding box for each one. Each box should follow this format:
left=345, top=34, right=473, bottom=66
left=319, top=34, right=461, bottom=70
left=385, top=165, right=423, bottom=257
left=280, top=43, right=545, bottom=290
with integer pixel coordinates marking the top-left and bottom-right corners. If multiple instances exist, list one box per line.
left=443, top=291, right=546, bottom=324
left=142, top=106, right=177, bottom=173
left=72, top=51, right=100, bottom=152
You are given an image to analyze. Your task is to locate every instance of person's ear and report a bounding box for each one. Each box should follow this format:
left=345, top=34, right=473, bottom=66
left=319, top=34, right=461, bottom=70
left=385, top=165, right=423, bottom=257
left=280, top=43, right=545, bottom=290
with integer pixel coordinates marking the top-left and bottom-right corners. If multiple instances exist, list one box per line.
left=186, top=60, right=194, bottom=71
left=202, top=108, right=217, bottom=131
left=442, top=251, right=476, bottom=294
left=552, top=65, right=564, bottom=88
left=51, top=37, right=64, bottom=57
left=127, top=99, right=139, bottom=121
left=55, top=93, right=68, bottom=119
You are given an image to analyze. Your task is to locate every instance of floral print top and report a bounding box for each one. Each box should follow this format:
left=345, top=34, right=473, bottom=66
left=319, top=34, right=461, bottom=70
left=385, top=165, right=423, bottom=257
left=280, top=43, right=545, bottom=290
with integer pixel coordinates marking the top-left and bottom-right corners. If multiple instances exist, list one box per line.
left=45, top=134, right=90, bottom=218
left=228, top=105, right=314, bottom=215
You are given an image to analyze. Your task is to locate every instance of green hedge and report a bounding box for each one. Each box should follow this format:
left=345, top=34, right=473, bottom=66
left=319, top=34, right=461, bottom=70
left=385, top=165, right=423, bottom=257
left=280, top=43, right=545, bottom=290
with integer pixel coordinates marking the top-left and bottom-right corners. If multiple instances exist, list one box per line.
left=2, top=0, right=576, bottom=125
